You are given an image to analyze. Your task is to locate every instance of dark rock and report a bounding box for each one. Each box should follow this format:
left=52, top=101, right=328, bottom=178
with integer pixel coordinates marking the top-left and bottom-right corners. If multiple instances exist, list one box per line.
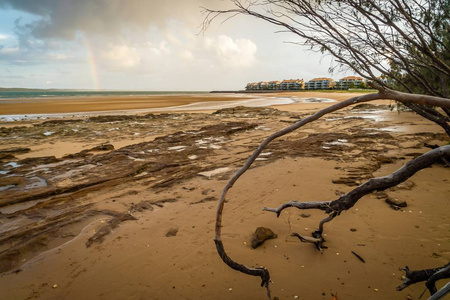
left=86, top=213, right=137, bottom=247
left=251, top=227, right=277, bottom=249
left=389, top=180, right=415, bottom=191
left=40, top=119, right=83, bottom=125
left=191, top=196, right=217, bottom=205
left=0, top=147, right=30, bottom=155
left=18, top=156, right=60, bottom=166
left=0, top=153, right=15, bottom=160
left=375, top=156, right=394, bottom=164
left=0, top=176, right=26, bottom=187
left=350, top=228, right=357, bottom=232
left=165, top=228, right=178, bottom=237
left=129, top=200, right=154, bottom=212
left=89, top=144, right=115, bottom=152
left=300, top=213, right=311, bottom=218
left=385, top=197, right=407, bottom=208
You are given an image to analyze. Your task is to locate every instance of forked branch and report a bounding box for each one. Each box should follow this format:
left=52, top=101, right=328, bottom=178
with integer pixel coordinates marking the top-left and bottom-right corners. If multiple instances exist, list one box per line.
left=397, top=263, right=450, bottom=298
left=214, top=87, right=450, bottom=297
left=263, top=145, right=450, bottom=250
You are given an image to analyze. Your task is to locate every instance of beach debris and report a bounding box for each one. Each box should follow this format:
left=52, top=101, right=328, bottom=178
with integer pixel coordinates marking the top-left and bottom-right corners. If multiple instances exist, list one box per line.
left=198, top=167, right=230, bottom=178
left=385, top=196, right=407, bottom=208
left=291, top=232, right=327, bottom=252
left=86, top=213, right=137, bottom=247
left=251, top=227, right=277, bottom=249
left=89, top=143, right=114, bottom=151
left=165, top=228, right=178, bottom=237
left=129, top=200, right=154, bottom=212
left=43, top=131, right=55, bottom=136
left=351, top=251, right=366, bottom=263
left=168, top=145, right=186, bottom=151
left=191, top=196, right=217, bottom=205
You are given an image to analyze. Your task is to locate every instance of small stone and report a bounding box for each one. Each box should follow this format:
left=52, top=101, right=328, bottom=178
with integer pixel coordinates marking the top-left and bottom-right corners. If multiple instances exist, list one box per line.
left=300, top=213, right=311, bottom=218
left=336, top=253, right=340, bottom=255
left=52, top=284, right=58, bottom=289
left=165, top=228, right=178, bottom=237
left=350, top=228, right=357, bottom=232
left=251, top=227, right=277, bottom=249
left=374, top=288, right=379, bottom=292
left=294, top=296, right=299, bottom=299
left=385, top=197, right=407, bottom=208
left=228, top=288, right=232, bottom=291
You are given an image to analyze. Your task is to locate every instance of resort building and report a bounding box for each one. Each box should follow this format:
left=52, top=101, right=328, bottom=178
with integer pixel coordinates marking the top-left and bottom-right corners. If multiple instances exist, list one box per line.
left=245, top=79, right=304, bottom=91
left=304, top=77, right=335, bottom=90
left=376, top=75, right=395, bottom=86
left=268, top=80, right=281, bottom=90
left=280, top=79, right=305, bottom=90
left=335, top=76, right=365, bottom=89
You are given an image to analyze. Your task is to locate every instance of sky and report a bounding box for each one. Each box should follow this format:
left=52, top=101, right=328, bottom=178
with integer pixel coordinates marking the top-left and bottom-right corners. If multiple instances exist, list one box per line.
left=0, top=0, right=348, bottom=91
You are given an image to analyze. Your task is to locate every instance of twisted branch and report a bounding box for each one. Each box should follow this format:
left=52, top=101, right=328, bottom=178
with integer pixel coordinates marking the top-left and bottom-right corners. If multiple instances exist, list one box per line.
left=214, top=86, right=450, bottom=294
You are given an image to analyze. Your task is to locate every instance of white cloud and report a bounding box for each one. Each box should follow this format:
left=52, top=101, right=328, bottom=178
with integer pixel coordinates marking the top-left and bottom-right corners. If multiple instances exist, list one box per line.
left=178, top=49, right=194, bottom=61
left=101, top=44, right=141, bottom=70
left=0, top=33, right=8, bottom=40
left=0, top=46, right=19, bottom=54
left=204, top=35, right=257, bottom=69
left=46, top=53, right=68, bottom=60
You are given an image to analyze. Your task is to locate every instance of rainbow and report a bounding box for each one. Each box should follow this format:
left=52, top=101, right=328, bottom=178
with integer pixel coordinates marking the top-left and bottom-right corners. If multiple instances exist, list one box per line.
left=82, top=36, right=101, bottom=90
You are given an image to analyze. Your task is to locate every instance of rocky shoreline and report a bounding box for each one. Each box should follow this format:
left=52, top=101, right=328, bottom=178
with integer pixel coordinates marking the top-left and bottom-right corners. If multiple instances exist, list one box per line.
left=0, top=104, right=448, bottom=300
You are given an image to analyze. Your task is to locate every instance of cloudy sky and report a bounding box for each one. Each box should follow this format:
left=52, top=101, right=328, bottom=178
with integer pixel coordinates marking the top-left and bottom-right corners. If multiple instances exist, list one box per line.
left=0, top=0, right=346, bottom=91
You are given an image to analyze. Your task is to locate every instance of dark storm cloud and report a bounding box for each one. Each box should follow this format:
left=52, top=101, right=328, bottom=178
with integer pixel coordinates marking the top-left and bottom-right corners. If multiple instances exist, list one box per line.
left=0, top=0, right=223, bottom=39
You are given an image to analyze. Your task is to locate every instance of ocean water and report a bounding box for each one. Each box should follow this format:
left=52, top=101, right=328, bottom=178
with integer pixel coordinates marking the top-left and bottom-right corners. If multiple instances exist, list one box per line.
left=0, top=90, right=208, bottom=100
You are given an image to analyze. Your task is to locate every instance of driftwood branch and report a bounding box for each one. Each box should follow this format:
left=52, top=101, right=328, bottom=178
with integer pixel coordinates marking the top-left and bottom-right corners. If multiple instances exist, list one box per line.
left=429, top=281, right=450, bottom=300
left=397, top=263, right=450, bottom=298
left=291, top=232, right=326, bottom=253
left=214, top=88, right=450, bottom=295
left=263, top=146, right=450, bottom=247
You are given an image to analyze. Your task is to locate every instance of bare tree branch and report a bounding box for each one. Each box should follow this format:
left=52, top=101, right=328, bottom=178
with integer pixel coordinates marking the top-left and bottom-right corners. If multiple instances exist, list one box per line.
left=204, top=0, right=450, bottom=297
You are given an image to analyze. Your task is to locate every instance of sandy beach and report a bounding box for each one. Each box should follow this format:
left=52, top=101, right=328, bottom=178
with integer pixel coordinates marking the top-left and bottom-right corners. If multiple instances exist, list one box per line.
left=0, top=92, right=448, bottom=300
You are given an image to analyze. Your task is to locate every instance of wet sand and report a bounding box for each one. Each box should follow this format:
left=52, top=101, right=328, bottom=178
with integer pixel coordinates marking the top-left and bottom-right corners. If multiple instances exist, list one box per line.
left=0, top=92, right=448, bottom=300
left=0, top=91, right=356, bottom=115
